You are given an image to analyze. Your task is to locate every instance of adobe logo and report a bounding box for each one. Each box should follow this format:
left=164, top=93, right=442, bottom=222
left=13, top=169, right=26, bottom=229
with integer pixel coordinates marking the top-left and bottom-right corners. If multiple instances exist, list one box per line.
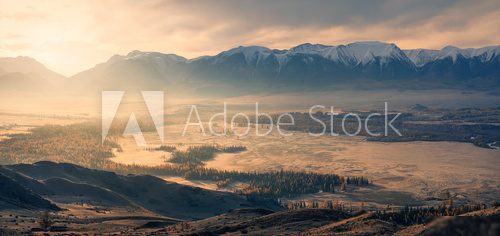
left=101, top=91, right=164, bottom=146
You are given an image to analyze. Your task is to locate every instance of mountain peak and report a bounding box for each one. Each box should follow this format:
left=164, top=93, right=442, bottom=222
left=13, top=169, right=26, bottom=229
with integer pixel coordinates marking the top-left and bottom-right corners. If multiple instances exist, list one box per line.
left=347, top=41, right=391, bottom=46
left=290, top=43, right=331, bottom=53
left=215, top=45, right=273, bottom=64
left=223, top=45, right=272, bottom=55
left=121, top=50, right=187, bottom=63
left=340, top=41, right=410, bottom=65
left=441, top=45, right=460, bottom=51
left=126, top=50, right=144, bottom=57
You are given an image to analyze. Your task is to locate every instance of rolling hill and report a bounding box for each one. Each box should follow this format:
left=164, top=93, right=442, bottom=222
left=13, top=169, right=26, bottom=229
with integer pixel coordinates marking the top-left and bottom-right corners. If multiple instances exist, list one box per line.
left=0, top=161, right=276, bottom=220
left=158, top=206, right=500, bottom=235
left=0, top=169, right=60, bottom=211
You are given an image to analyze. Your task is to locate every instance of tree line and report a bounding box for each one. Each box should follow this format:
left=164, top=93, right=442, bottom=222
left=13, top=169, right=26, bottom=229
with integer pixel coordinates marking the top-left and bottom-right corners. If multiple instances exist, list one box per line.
left=0, top=123, right=369, bottom=201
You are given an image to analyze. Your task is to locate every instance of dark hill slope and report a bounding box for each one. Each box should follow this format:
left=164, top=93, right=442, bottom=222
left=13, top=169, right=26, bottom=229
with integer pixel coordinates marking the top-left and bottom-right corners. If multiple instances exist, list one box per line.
left=0, top=170, right=59, bottom=211
left=4, top=161, right=273, bottom=219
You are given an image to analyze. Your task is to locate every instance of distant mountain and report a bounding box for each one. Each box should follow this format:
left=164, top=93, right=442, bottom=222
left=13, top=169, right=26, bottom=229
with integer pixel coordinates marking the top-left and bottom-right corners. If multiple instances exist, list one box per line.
left=404, top=46, right=500, bottom=80
left=0, top=56, right=65, bottom=91
left=1, top=161, right=273, bottom=220
left=70, top=42, right=499, bottom=92
left=3, top=42, right=499, bottom=93
left=70, top=51, right=188, bottom=91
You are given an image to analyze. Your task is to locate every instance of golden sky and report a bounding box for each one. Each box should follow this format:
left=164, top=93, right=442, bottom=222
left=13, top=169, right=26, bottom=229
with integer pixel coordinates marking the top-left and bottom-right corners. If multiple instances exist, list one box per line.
left=1, top=0, right=499, bottom=76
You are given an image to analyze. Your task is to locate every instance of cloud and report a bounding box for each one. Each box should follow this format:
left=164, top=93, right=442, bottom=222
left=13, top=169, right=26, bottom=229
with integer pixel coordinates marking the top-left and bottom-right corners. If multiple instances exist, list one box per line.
left=0, top=0, right=498, bottom=76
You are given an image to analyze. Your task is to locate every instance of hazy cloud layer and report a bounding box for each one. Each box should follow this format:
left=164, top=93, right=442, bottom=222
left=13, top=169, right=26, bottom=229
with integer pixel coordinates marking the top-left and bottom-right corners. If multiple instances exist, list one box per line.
left=0, top=0, right=499, bottom=75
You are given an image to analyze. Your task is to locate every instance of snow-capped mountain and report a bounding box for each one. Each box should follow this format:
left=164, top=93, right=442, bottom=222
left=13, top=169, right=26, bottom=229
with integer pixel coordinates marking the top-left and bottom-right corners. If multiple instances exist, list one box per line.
left=286, top=41, right=412, bottom=66
left=404, top=46, right=500, bottom=66
left=403, top=49, right=440, bottom=67
left=403, top=46, right=500, bottom=80
left=183, top=41, right=420, bottom=81
left=197, top=41, right=414, bottom=69
left=69, top=41, right=499, bottom=90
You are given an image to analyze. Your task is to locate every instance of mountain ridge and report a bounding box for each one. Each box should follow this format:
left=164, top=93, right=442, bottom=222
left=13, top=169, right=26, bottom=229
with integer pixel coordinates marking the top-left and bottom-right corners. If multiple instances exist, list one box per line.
left=105, top=41, right=498, bottom=68
left=71, top=41, right=499, bottom=86
left=2, top=41, right=499, bottom=92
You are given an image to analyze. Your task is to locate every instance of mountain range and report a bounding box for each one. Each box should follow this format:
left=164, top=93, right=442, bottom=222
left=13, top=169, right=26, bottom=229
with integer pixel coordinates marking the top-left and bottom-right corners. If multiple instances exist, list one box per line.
left=1, top=41, right=499, bottom=92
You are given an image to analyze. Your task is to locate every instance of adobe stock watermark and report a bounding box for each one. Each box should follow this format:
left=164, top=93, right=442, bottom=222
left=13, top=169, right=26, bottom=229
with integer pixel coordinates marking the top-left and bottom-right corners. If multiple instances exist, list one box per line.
left=101, top=91, right=402, bottom=146
left=182, top=102, right=402, bottom=137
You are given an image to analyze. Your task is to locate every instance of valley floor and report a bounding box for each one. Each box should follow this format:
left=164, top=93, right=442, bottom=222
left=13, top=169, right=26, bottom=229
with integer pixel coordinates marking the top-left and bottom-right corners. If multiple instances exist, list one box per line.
left=111, top=125, right=500, bottom=208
